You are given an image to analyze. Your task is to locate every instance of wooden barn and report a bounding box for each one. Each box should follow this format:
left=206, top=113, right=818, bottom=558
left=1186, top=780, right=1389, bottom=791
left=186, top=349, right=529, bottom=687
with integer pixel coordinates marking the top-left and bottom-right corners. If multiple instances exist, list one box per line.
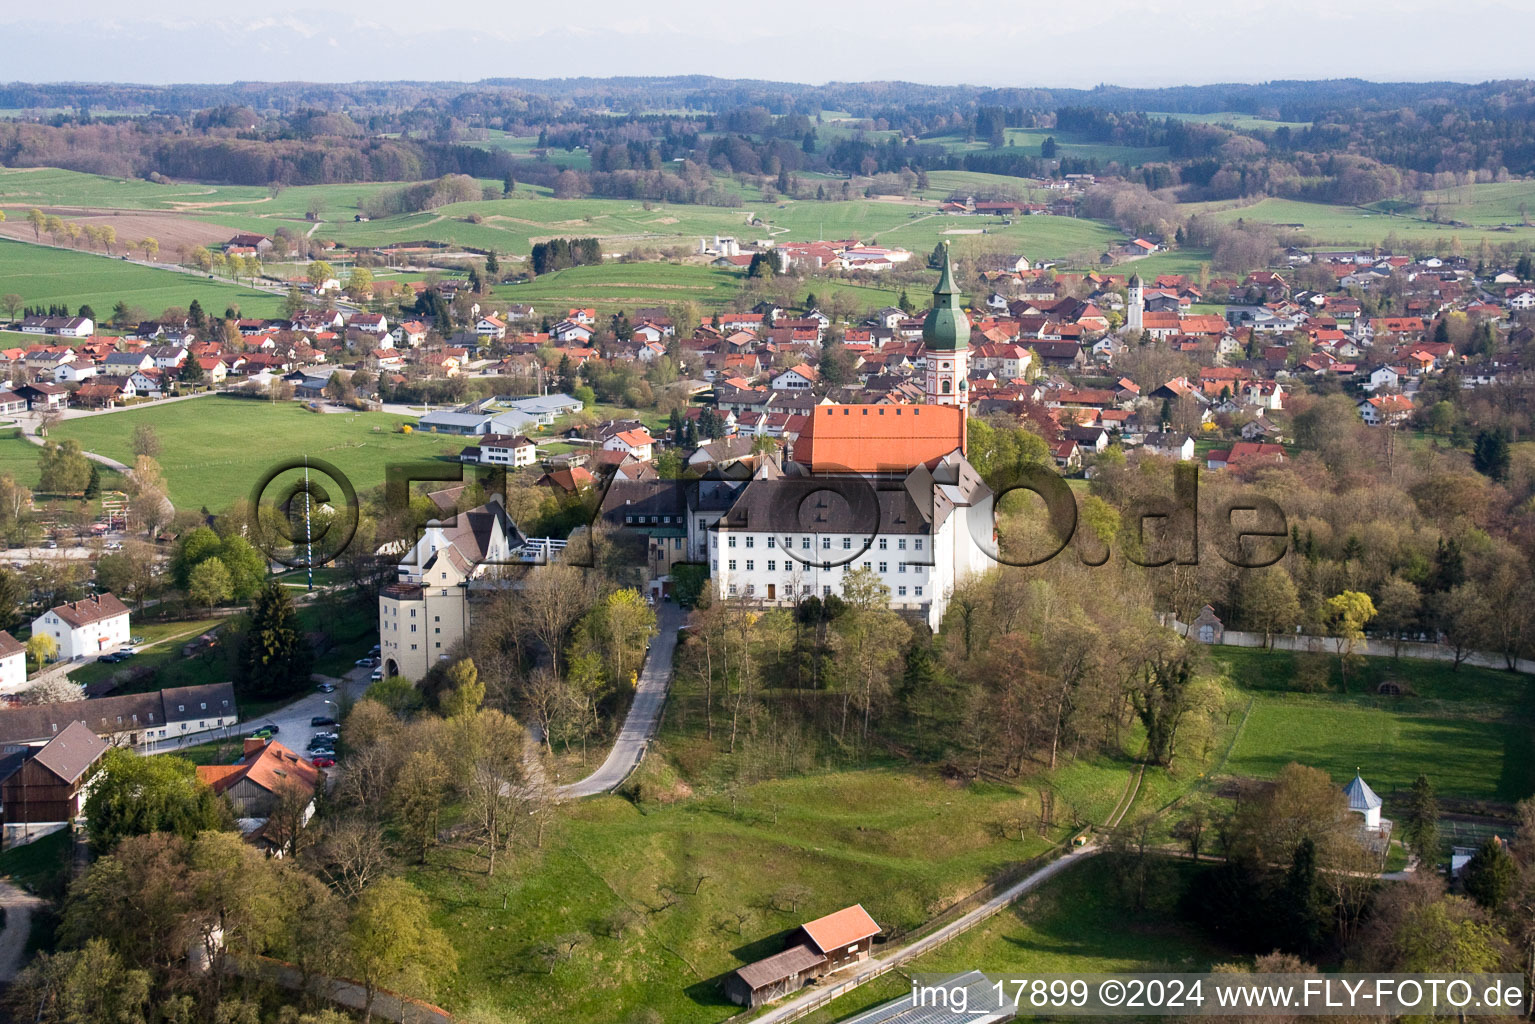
left=723, top=944, right=826, bottom=1008
left=793, top=904, right=880, bottom=972
left=725, top=904, right=880, bottom=1007
left=0, top=720, right=108, bottom=826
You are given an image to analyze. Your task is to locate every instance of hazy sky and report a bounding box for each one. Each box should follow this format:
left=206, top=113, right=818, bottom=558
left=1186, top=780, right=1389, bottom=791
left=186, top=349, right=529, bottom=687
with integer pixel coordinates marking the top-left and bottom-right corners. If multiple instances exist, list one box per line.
left=5, top=0, right=1535, bottom=88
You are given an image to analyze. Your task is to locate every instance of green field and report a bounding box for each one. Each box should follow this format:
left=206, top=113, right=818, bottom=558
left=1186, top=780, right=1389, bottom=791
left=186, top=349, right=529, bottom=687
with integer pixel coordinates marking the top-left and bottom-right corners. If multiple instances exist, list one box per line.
left=413, top=764, right=1119, bottom=1024
left=0, top=236, right=285, bottom=318
left=1151, top=111, right=1313, bottom=132
left=0, top=166, right=1120, bottom=263
left=493, top=262, right=914, bottom=320
left=803, top=857, right=1238, bottom=1024
left=0, top=432, right=44, bottom=489
left=923, top=128, right=1169, bottom=168
left=1188, top=195, right=1535, bottom=249
left=48, top=397, right=466, bottom=510
left=1213, top=648, right=1535, bottom=805
left=1383, top=180, right=1535, bottom=227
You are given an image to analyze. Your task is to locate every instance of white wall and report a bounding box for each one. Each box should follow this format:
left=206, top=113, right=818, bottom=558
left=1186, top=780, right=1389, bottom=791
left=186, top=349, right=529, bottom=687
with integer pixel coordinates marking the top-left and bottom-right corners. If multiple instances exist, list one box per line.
left=0, top=650, right=26, bottom=693
left=32, top=611, right=130, bottom=661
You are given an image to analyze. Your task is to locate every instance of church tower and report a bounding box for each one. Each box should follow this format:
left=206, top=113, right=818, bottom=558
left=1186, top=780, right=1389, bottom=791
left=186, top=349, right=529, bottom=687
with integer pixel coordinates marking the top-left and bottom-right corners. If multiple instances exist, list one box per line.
left=1127, top=272, right=1144, bottom=333
left=923, top=242, right=971, bottom=446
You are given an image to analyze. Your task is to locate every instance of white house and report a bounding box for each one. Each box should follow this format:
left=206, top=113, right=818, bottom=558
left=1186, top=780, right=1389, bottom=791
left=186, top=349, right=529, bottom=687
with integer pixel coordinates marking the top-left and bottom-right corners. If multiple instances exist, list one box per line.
left=603, top=428, right=655, bottom=462
left=475, top=316, right=507, bottom=340
left=1143, top=432, right=1195, bottom=461
left=551, top=320, right=594, bottom=344
left=476, top=433, right=538, bottom=468
left=379, top=499, right=521, bottom=682
left=349, top=313, right=389, bottom=335
left=1364, top=365, right=1401, bottom=392
left=31, top=594, right=131, bottom=661
left=52, top=362, right=99, bottom=384
left=1359, top=394, right=1414, bottom=426
left=770, top=364, right=818, bottom=391
left=0, top=631, right=26, bottom=693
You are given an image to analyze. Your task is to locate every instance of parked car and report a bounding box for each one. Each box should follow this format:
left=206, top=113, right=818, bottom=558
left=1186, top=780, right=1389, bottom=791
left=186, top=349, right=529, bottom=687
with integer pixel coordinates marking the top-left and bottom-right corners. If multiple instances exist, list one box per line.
left=369, top=644, right=380, bottom=655
left=308, top=747, right=335, bottom=760
left=369, top=668, right=383, bottom=682
left=97, top=653, right=122, bottom=664
left=316, top=682, right=336, bottom=693
left=354, top=657, right=372, bottom=667
left=310, top=756, right=336, bottom=768
left=309, top=731, right=339, bottom=745
left=115, top=649, right=135, bottom=658
left=130, top=635, right=145, bottom=645
left=248, top=728, right=274, bottom=740
left=310, top=716, right=337, bottom=727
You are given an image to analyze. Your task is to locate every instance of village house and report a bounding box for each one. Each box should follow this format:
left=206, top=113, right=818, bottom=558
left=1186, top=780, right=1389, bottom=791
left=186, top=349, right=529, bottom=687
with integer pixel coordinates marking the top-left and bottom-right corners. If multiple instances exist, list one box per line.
left=31, top=594, right=130, bottom=661
left=1142, top=431, right=1195, bottom=461
left=603, top=428, right=656, bottom=462
left=1359, top=393, right=1415, bottom=426
left=770, top=363, right=819, bottom=392
left=0, top=683, right=238, bottom=749
left=473, top=433, right=538, bottom=468
left=0, top=720, right=108, bottom=846
left=0, top=631, right=25, bottom=693
left=197, top=738, right=322, bottom=819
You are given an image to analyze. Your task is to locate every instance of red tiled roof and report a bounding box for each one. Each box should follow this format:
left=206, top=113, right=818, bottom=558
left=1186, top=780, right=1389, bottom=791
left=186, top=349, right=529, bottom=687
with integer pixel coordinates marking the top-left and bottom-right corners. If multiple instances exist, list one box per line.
left=793, top=404, right=963, bottom=473
left=799, top=904, right=880, bottom=954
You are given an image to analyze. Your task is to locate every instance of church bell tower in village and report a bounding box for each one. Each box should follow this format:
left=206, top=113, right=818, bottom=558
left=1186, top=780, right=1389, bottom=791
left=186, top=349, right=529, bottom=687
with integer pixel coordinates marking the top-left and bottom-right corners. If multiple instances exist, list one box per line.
left=922, top=242, right=971, bottom=448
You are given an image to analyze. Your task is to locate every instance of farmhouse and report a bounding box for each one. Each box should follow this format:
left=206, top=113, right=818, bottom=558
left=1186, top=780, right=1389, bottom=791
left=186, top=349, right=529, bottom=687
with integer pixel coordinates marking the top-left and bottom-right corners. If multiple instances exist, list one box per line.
left=603, top=428, right=656, bottom=462
left=725, top=904, right=881, bottom=1008
left=197, top=738, right=322, bottom=818
left=0, top=720, right=108, bottom=843
left=0, top=683, right=238, bottom=748
left=31, top=594, right=130, bottom=661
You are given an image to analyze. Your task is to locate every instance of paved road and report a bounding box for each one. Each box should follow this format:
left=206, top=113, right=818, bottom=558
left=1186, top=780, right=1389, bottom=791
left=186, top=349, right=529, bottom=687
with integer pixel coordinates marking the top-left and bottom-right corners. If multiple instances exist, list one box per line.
left=139, top=662, right=372, bottom=757
left=0, top=878, right=48, bottom=982
left=556, top=601, right=684, bottom=799
left=750, top=846, right=1101, bottom=1024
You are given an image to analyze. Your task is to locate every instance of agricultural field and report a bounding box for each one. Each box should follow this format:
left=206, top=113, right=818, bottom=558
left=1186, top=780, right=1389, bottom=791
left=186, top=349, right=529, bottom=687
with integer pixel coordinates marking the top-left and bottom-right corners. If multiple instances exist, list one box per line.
left=1377, top=179, right=1535, bottom=228
left=0, top=165, right=1123, bottom=264
left=1212, top=648, right=1535, bottom=805
left=0, top=236, right=285, bottom=319
left=47, top=397, right=467, bottom=510
left=1150, top=111, right=1313, bottom=132
left=1186, top=195, right=1535, bottom=249
left=924, top=128, right=1170, bottom=167
left=493, top=262, right=915, bottom=320
left=465, top=130, right=593, bottom=170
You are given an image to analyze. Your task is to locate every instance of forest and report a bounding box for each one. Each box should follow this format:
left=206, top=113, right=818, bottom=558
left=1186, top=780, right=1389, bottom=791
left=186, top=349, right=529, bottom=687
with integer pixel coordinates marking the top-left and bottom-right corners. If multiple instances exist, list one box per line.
left=3, top=78, right=1535, bottom=202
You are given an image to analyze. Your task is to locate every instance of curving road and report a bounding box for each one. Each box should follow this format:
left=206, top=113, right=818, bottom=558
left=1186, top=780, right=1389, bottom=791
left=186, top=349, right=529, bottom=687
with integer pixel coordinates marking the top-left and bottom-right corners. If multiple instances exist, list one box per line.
left=556, top=601, right=684, bottom=798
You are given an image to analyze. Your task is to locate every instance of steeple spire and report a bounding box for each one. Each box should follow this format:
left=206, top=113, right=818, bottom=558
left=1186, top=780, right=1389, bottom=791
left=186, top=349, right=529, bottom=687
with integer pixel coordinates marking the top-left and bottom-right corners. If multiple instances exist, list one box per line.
left=922, top=241, right=970, bottom=352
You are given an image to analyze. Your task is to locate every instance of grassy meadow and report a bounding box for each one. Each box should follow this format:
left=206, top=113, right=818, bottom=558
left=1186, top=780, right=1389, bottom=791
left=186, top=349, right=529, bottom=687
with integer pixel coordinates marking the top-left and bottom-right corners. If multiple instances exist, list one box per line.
left=0, top=165, right=1122, bottom=265
left=48, top=397, right=466, bottom=510
left=1187, top=193, right=1535, bottom=249
left=412, top=763, right=1125, bottom=1023
left=1212, top=647, right=1535, bottom=805
left=0, top=236, right=285, bottom=319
